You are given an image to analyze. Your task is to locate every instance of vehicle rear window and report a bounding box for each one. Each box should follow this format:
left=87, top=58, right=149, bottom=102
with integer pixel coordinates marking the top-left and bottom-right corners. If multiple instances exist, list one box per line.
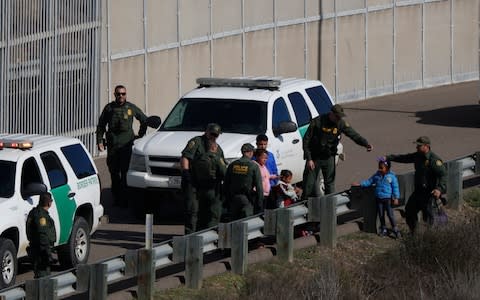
left=0, top=161, right=16, bottom=198
left=61, top=144, right=96, bottom=179
left=41, top=151, right=68, bottom=188
left=288, top=92, right=311, bottom=127
left=161, top=98, right=267, bottom=134
left=272, top=97, right=292, bottom=128
left=305, top=85, right=333, bottom=115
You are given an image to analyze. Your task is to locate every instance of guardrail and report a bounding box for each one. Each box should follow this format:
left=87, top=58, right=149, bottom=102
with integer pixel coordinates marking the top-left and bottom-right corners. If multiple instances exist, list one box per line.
left=1, top=152, right=478, bottom=300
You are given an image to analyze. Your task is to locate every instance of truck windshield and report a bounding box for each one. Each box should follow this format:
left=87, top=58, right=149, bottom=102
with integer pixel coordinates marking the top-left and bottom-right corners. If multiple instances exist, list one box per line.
left=161, top=98, right=267, bottom=134
left=0, top=161, right=16, bottom=198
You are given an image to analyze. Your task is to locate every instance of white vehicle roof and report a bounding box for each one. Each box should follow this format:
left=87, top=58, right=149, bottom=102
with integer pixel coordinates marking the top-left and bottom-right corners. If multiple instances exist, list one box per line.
left=0, top=133, right=81, bottom=162
left=184, top=77, right=327, bottom=102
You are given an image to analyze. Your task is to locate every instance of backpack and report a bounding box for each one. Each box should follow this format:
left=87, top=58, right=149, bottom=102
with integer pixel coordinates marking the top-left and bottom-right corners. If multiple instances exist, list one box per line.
left=191, top=152, right=217, bottom=187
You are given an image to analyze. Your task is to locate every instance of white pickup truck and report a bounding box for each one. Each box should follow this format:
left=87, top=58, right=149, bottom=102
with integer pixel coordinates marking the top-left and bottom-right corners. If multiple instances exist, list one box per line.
left=127, top=77, right=342, bottom=207
left=0, top=134, right=104, bottom=288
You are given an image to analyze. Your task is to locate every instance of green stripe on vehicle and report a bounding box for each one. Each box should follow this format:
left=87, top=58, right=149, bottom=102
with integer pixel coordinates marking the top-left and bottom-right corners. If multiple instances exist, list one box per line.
left=299, top=124, right=309, bottom=138
left=50, top=184, right=77, bottom=244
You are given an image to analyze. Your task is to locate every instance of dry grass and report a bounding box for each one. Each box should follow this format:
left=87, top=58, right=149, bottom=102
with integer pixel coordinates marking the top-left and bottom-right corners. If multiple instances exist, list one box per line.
left=155, top=189, right=480, bottom=299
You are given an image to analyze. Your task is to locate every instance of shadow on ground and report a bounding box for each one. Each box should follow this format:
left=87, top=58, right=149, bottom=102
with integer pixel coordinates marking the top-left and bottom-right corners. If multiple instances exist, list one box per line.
left=416, top=104, right=480, bottom=128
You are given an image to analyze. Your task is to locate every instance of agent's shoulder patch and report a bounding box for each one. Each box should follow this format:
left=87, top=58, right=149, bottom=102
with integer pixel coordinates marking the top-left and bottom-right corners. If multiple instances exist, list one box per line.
left=436, top=160, right=443, bottom=167
left=187, top=140, right=196, bottom=149
left=39, top=217, right=47, bottom=226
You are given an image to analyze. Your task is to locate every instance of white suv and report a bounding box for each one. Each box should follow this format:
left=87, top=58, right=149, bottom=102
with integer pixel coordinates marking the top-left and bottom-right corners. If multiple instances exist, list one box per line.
left=127, top=77, right=342, bottom=197
left=0, top=134, right=104, bottom=288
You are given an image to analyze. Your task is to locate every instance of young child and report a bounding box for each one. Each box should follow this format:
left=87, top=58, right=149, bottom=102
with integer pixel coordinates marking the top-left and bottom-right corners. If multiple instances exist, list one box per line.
left=357, top=158, right=400, bottom=238
left=270, top=169, right=300, bottom=208
left=254, top=148, right=271, bottom=199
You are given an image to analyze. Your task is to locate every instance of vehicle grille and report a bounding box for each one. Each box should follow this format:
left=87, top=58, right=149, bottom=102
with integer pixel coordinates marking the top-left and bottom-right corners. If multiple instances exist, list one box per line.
left=150, top=167, right=181, bottom=176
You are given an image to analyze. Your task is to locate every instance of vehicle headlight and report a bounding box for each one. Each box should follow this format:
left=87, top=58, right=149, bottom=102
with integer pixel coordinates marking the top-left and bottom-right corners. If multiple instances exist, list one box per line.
left=130, top=153, right=147, bottom=172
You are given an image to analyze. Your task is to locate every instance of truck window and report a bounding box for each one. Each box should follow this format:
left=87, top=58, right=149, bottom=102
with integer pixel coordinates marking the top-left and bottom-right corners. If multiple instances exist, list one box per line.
left=305, top=85, right=333, bottom=115
left=21, top=157, right=43, bottom=199
left=272, top=97, right=292, bottom=129
left=0, top=161, right=16, bottom=198
left=61, top=144, right=96, bottom=179
left=41, top=151, right=68, bottom=188
left=288, top=92, right=312, bottom=127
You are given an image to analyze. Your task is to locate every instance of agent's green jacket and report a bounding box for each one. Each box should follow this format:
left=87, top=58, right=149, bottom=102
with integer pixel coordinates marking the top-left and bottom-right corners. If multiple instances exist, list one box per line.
left=26, top=206, right=56, bottom=255
left=386, top=151, right=447, bottom=193
left=96, top=101, right=148, bottom=151
left=224, top=156, right=264, bottom=208
left=303, top=114, right=368, bottom=160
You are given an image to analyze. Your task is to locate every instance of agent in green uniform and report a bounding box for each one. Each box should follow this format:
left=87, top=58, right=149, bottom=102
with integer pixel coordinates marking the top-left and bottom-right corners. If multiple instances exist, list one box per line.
left=386, top=136, right=447, bottom=233
left=224, top=143, right=264, bottom=221
left=302, top=104, right=372, bottom=198
left=181, top=123, right=226, bottom=234
left=26, top=192, right=56, bottom=279
left=96, top=85, right=148, bottom=206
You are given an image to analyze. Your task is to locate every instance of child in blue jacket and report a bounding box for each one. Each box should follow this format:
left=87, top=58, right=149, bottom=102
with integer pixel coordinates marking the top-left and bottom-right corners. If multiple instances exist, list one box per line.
left=358, top=158, right=400, bottom=238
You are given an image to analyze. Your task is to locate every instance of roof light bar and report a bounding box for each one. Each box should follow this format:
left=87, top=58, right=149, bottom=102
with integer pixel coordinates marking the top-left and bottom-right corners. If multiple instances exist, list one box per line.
left=196, top=77, right=281, bottom=90
left=0, top=140, right=33, bottom=150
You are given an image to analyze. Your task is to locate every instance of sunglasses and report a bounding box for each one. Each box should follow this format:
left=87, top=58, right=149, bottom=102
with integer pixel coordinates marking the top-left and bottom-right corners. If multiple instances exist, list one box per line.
left=116, top=92, right=127, bottom=96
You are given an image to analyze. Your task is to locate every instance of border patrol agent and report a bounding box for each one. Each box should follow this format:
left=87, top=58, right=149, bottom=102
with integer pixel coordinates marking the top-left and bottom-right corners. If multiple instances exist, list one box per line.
left=96, top=84, right=148, bottom=206
left=26, top=192, right=56, bottom=278
left=181, top=123, right=226, bottom=234
left=224, top=143, right=264, bottom=221
left=386, top=136, right=447, bottom=233
left=302, top=104, right=372, bottom=197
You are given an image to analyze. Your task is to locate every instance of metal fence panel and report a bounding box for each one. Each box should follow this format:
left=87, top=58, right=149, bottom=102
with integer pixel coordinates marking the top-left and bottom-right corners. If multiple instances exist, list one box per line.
left=0, top=0, right=101, bottom=153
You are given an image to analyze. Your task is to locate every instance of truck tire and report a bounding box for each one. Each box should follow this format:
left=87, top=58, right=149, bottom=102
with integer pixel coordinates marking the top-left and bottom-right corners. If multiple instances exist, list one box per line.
left=58, top=217, right=90, bottom=268
left=0, top=238, right=17, bottom=289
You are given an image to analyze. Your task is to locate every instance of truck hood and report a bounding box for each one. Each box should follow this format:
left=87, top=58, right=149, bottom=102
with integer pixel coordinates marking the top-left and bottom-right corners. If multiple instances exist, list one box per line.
left=133, top=131, right=256, bottom=159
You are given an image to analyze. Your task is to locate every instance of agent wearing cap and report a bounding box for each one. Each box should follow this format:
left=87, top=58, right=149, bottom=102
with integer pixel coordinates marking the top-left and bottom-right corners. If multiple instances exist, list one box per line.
left=224, top=143, right=264, bottom=221
left=181, top=123, right=226, bottom=234
left=302, top=104, right=372, bottom=197
left=386, top=136, right=447, bottom=233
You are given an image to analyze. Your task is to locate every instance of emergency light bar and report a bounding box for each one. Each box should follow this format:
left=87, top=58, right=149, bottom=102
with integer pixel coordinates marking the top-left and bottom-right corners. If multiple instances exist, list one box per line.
left=196, top=77, right=281, bottom=90
left=0, top=140, right=33, bottom=150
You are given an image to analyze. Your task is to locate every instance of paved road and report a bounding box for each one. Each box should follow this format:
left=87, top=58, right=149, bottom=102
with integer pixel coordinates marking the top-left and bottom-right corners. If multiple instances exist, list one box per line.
left=14, top=80, right=480, bottom=284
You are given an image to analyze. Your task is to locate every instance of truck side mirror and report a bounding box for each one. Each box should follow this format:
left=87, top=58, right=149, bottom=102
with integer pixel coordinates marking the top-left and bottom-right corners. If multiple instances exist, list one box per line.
left=146, top=116, right=162, bottom=129
left=23, top=183, right=47, bottom=200
left=273, top=121, right=297, bottom=136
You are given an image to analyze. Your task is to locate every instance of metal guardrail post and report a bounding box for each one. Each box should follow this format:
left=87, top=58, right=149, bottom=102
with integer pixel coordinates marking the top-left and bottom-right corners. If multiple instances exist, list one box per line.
left=145, top=214, right=153, bottom=250
left=263, top=209, right=276, bottom=235
left=124, top=249, right=138, bottom=277
left=475, top=152, right=480, bottom=175
left=25, top=278, right=57, bottom=300
left=351, top=186, right=377, bottom=233
left=276, top=208, right=294, bottom=262
left=77, top=264, right=107, bottom=300
left=217, top=223, right=230, bottom=249
left=137, top=249, right=155, bottom=300
left=172, top=236, right=186, bottom=263
left=398, top=172, right=414, bottom=205
left=320, top=195, right=337, bottom=248
left=231, top=222, right=248, bottom=275
left=185, top=235, right=203, bottom=289
left=307, top=196, right=322, bottom=222
left=447, top=160, right=463, bottom=209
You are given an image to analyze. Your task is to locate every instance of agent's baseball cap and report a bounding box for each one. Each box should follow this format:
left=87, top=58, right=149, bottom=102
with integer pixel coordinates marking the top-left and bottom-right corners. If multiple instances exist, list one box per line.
left=241, top=143, right=255, bottom=153
left=206, top=123, right=221, bottom=136
left=331, top=104, right=346, bottom=117
left=414, top=136, right=431, bottom=146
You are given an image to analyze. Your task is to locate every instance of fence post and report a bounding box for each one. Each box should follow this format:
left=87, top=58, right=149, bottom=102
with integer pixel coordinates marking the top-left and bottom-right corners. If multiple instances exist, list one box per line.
left=124, top=249, right=139, bottom=277
left=185, top=235, right=203, bottom=289
left=75, top=264, right=107, bottom=300
left=320, top=194, right=337, bottom=248
left=398, top=172, right=415, bottom=205
left=475, top=151, right=480, bottom=175
left=217, top=222, right=230, bottom=249
left=137, top=249, right=155, bottom=300
left=263, top=209, right=276, bottom=235
left=276, top=208, right=294, bottom=262
left=231, top=222, right=248, bottom=274
left=350, top=186, right=377, bottom=233
left=308, top=196, right=322, bottom=222
left=447, top=160, right=463, bottom=209
left=26, top=278, right=57, bottom=300
left=172, top=236, right=186, bottom=263
left=145, top=214, right=153, bottom=250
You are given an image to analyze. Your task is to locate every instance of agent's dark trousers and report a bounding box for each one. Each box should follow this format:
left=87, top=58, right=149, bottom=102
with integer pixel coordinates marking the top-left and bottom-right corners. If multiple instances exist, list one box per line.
left=302, top=156, right=336, bottom=198
left=405, top=190, right=433, bottom=233
left=107, top=143, right=132, bottom=205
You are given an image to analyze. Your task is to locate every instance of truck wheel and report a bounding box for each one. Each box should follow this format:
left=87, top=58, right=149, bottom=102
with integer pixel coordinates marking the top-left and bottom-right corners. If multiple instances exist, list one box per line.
left=0, top=238, right=17, bottom=289
left=58, top=217, right=90, bottom=268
